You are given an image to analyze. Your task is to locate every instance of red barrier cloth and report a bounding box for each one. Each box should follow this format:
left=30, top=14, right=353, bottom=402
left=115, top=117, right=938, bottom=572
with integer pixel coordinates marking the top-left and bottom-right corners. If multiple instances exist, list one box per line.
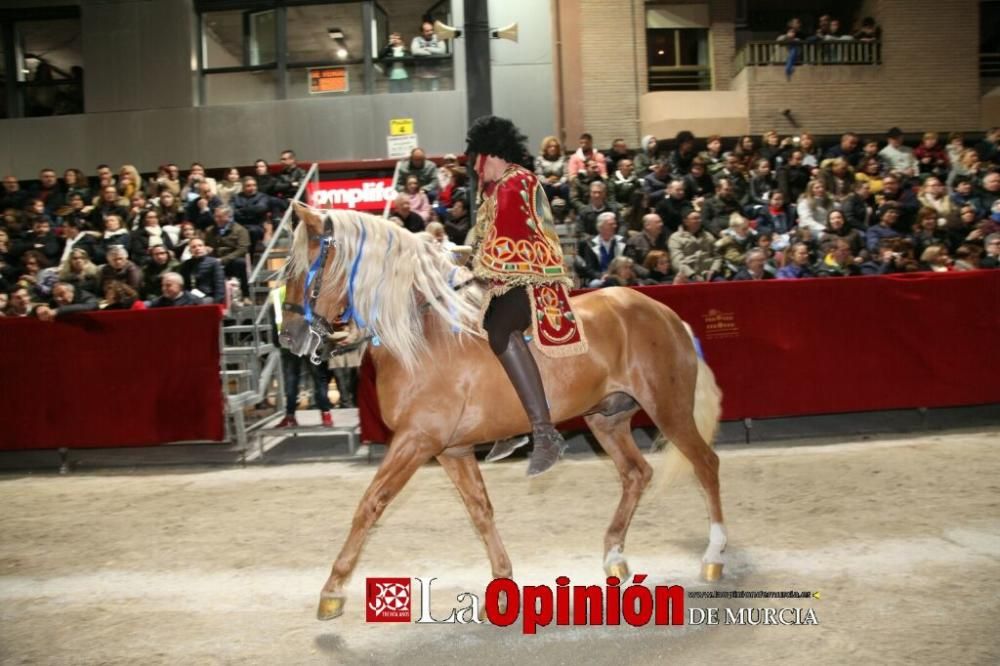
left=358, top=271, right=1000, bottom=443
left=0, top=306, right=225, bottom=450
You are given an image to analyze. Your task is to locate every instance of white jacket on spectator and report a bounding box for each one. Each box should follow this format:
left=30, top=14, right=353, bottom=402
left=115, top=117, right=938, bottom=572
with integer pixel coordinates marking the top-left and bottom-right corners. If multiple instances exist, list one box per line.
left=879, top=144, right=917, bottom=175
left=796, top=196, right=830, bottom=234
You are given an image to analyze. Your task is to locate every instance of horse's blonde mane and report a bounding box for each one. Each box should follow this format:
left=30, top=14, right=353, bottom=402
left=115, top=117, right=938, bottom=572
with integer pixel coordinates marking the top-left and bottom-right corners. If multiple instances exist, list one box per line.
left=286, top=208, right=484, bottom=372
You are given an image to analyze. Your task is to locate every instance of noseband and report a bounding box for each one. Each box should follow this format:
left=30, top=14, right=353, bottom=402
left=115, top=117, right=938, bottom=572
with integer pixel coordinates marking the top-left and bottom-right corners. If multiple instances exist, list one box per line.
left=283, top=215, right=337, bottom=364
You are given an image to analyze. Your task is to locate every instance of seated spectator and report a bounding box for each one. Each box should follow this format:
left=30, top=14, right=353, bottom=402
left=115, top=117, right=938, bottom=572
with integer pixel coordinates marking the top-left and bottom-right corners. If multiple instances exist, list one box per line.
left=981, top=233, right=1000, bottom=268
left=624, top=212, right=667, bottom=266
left=714, top=217, right=757, bottom=279
left=853, top=16, right=882, bottom=41
left=775, top=242, right=815, bottom=279
left=435, top=161, right=467, bottom=213
left=731, top=248, right=774, bottom=281
left=639, top=249, right=681, bottom=285
left=653, top=180, right=692, bottom=234
left=391, top=196, right=425, bottom=234
left=819, top=157, right=853, bottom=202
left=606, top=138, right=632, bottom=174
left=567, top=133, right=607, bottom=179
left=778, top=149, right=811, bottom=203
left=30, top=168, right=65, bottom=216
left=180, top=162, right=218, bottom=202
left=702, top=178, right=744, bottom=237
left=949, top=176, right=982, bottom=215
left=866, top=204, right=904, bottom=253
left=149, top=271, right=202, bottom=308
left=952, top=244, right=981, bottom=271
left=1, top=174, right=29, bottom=212
left=98, top=245, right=142, bottom=293
left=443, top=198, right=471, bottom=245
left=713, top=153, right=749, bottom=203
left=698, top=135, right=726, bottom=176
left=535, top=136, right=569, bottom=201
left=577, top=181, right=621, bottom=237
left=125, top=191, right=152, bottom=230
left=179, top=237, right=225, bottom=304
left=231, top=176, right=272, bottom=246
left=15, top=249, right=51, bottom=298
left=252, top=159, right=278, bottom=197
left=859, top=138, right=886, bottom=171
left=974, top=127, right=999, bottom=165
left=734, top=135, right=758, bottom=167
left=914, top=132, right=949, bottom=179
left=758, top=130, right=784, bottom=167
left=609, top=159, right=641, bottom=209
left=173, top=222, right=199, bottom=262
left=570, top=159, right=608, bottom=213
left=795, top=133, right=822, bottom=168
left=668, top=210, right=720, bottom=282
left=755, top=190, right=797, bottom=235
left=855, top=156, right=885, bottom=197
left=62, top=168, right=91, bottom=204
left=824, top=132, right=862, bottom=168
left=4, top=286, right=35, bottom=317
left=945, top=204, right=986, bottom=252
left=581, top=212, right=626, bottom=286
left=118, top=165, right=143, bottom=201
left=622, top=190, right=651, bottom=234
left=878, top=174, right=919, bottom=231
left=822, top=209, right=864, bottom=256
left=204, top=206, right=251, bottom=300
left=667, top=131, right=697, bottom=176
left=796, top=180, right=833, bottom=235
left=129, top=210, right=174, bottom=266
left=947, top=148, right=985, bottom=190
left=185, top=180, right=224, bottom=231
left=747, top=158, right=778, bottom=215
left=103, top=279, right=145, bottom=310
left=147, top=163, right=181, bottom=198
left=879, top=127, right=917, bottom=178
left=59, top=247, right=101, bottom=296
left=598, top=256, right=638, bottom=288
left=96, top=214, right=130, bottom=265
left=682, top=157, right=714, bottom=205
left=911, top=207, right=949, bottom=258
left=979, top=171, right=1000, bottom=212
left=919, top=244, right=952, bottom=272
left=152, top=189, right=184, bottom=232
left=633, top=135, right=661, bottom=178
left=815, top=238, right=861, bottom=277
left=217, top=168, right=242, bottom=205
left=18, top=217, right=63, bottom=266
left=394, top=148, right=439, bottom=199
left=141, top=245, right=180, bottom=299
left=641, top=159, right=671, bottom=205
left=34, top=282, right=99, bottom=321
left=400, top=175, right=432, bottom=222
left=918, top=176, right=958, bottom=227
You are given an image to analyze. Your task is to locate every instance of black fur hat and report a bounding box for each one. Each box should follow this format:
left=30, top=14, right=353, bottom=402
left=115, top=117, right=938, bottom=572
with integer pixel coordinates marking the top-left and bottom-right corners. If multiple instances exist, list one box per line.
left=466, top=115, right=528, bottom=165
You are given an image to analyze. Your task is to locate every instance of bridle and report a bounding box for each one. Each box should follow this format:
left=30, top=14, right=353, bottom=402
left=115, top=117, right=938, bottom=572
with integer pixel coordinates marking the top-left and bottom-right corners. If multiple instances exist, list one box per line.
left=283, top=214, right=338, bottom=364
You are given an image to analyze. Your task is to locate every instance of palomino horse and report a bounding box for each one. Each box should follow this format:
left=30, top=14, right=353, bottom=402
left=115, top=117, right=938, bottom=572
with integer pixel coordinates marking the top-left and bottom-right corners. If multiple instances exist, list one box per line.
left=279, top=203, right=727, bottom=620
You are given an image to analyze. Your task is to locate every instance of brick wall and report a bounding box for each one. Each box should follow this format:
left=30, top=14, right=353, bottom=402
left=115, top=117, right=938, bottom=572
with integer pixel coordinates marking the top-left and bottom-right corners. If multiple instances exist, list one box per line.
left=744, top=0, right=982, bottom=135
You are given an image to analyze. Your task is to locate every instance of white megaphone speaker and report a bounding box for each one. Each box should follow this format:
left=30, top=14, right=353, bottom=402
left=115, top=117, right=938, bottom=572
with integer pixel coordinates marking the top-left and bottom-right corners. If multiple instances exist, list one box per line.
left=491, top=22, right=519, bottom=42
left=434, top=20, right=462, bottom=40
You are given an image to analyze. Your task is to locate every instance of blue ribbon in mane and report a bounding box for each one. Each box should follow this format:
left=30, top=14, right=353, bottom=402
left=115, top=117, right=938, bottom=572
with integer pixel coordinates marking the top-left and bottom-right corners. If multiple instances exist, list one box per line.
left=340, top=219, right=368, bottom=329
left=302, top=236, right=332, bottom=325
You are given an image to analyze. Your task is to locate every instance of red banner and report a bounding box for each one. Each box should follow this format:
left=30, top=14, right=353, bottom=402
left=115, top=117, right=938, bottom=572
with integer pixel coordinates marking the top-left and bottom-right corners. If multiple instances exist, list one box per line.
left=359, top=271, right=1000, bottom=442
left=0, top=306, right=225, bottom=450
left=307, top=178, right=396, bottom=211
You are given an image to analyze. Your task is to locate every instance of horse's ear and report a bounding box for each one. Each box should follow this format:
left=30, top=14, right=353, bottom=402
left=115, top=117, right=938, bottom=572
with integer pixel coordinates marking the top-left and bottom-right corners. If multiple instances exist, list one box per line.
left=293, top=201, right=323, bottom=234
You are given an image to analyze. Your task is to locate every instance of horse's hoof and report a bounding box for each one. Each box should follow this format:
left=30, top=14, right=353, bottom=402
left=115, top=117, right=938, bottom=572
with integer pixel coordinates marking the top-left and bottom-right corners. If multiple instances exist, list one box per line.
left=701, top=562, right=724, bottom=582
left=605, top=560, right=630, bottom=582
left=317, top=594, right=346, bottom=621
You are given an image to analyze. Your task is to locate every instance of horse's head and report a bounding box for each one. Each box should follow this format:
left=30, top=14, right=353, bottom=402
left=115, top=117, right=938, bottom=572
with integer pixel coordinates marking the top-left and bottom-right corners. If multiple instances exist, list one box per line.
left=279, top=202, right=344, bottom=362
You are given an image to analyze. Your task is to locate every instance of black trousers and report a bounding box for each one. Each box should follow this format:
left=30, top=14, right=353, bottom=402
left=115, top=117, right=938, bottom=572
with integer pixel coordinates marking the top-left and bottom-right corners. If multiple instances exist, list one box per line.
left=483, top=286, right=531, bottom=355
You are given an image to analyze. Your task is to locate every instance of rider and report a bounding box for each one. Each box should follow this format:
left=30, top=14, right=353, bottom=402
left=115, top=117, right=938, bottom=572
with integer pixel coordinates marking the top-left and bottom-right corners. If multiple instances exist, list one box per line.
left=466, top=116, right=570, bottom=476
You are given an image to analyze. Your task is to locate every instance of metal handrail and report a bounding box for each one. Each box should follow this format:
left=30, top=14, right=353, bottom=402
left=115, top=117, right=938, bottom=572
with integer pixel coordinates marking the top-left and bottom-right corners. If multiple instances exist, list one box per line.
left=248, top=161, right=319, bottom=284
left=734, top=40, right=882, bottom=71
left=382, top=159, right=403, bottom=218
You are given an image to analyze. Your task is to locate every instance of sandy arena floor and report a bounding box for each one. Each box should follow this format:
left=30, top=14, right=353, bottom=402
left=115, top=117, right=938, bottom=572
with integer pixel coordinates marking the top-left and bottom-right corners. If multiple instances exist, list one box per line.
left=1, top=430, right=998, bottom=665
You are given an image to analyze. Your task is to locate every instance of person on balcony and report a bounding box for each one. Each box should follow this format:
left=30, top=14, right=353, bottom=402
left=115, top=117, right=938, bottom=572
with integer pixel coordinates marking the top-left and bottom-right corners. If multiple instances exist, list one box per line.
left=380, top=32, right=411, bottom=93
left=853, top=17, right=882, bottom=42
left=410, top=20, right=447, bottom=92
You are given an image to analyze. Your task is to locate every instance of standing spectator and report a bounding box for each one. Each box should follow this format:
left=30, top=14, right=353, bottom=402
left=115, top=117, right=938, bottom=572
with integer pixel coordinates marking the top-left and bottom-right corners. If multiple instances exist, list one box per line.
left=609, top=159, right=641, bottom=209
left=140, top=245, right=180, bottom=299
left=778, top=149, right=811, bottom=203
left=232, top=177, right=272, bottom=246
left=654, top=180, right=692, bottom=234
left=180, top=237, right=225, bottom=304
left=668, top=210, right=719, bottom=282
left=149, top=272, right=201, bottom=308
left=130, top=210, right=174, bottom=266
left=98, top=245, right=142, bottom=293
left=914, top=132, right=949, bottom=179
left=776, top=242, right=815, bottom=279
left=274, top=150, right=306, bottom=199
left=89, top=185, right=129, bottom=231
left=217, top=168, right=242, bottom=205
left=667, top=131, right=697, bottom=176
left=633, top=135, right=661, bottom=177
left=204, top=205, right=251, bottom=301
left=535, top=136, right=569, bottom=201
left=400, top=174, right=432, bottom=222
left=567, top=133, right=607, bottom=179
left=577, top=181, right=620, bottom=236
left=379, top=32, right=411, bottom=93
left=394, top=148, right=439, bottom=199
left=879, top=128, right=917, bottom=178
left=625, top=212, right=667, bottom=266
left=410, top=20, right=447, bottom=91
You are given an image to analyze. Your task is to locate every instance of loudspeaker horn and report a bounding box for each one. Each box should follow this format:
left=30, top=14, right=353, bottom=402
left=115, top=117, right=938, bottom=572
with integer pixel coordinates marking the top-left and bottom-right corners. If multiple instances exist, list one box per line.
left=491, top=22, right=518, bottom=42
left=434, top=20, right=462, bottom=40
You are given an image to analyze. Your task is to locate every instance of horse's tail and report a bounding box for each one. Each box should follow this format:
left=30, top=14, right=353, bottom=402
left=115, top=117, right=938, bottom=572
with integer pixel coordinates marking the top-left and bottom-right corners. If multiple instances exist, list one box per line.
left=657, top=323, right=722, bottom=489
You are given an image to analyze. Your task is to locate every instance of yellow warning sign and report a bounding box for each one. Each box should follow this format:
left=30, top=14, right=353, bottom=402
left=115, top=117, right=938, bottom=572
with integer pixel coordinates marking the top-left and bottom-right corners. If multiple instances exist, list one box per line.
left=389, top=118, right=414, bottom=136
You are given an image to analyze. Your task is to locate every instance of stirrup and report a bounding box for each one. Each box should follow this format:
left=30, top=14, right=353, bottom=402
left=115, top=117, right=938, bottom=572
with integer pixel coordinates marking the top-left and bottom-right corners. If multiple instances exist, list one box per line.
left=485, top=435, right=530, bottom=463
left=527, top=426, right=567, bottom=477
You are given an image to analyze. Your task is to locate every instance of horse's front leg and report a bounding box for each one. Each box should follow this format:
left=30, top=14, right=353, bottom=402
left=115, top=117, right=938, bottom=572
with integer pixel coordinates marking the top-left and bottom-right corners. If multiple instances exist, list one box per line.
left=318, top=431, right=437, bottom=620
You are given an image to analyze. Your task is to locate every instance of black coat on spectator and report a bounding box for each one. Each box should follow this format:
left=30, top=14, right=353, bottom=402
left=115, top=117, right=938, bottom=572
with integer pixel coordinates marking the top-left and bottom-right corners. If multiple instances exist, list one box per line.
left=141, top=259, right=181, bottom=300
left=274, top=166, right=306, bottom=198
left=641, top=172, right=670, bottom=205
left=732, top=268, right=774, bottom=281
left=682, top=172, right=714, bottom=201
left=1, top=186, right=28, bottom=212
left=63, top=232, right=100, bottom=263
left=574, top=240, right=603, bottom=284
left=841, top=193, right=871, bottom=231
left=180, top=255, right=226, bottom=304
left=89, top=203, right=129, bottom=232
left=394, top=211, right=425, bottom=234
left=149, top=290, right=202, bottom=308
left=29, top=183, right=65, bottom=215
left=624, top=231, right=668, bottom=266
left=96, top=230, right=131, bottom=265
left=824, top=144, right=863, bottom=168
left=98, top=260, right=142, bottom=292
left=755, top=205, right=797, bottom=235
left=880, top=188, right=920, bottom=233
left=47, top=288, right=99, bottom=316
left=654, top=197, right=692, bottom=235
left=578, top=202, right=621, bottom=237
left=185, top=195, right=224, bottom=231
left=15, top=231, right=63, bottom=266
left=702, top=195, right=743, bottom=237
left=668, top=149, right=696, bottom=176
left=255, top=173, right=278, bottom=197
left=129, top=227, right=175, bottom=266
left=443, top=212, right=471, bottom=245
left=232, top=192, right=271, bottom=228
left=778, top=165, right=811, bottom=204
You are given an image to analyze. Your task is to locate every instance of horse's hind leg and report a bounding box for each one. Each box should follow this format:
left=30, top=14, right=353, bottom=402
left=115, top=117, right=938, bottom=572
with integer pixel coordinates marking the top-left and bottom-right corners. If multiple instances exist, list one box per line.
left=317, top=431, right=437, bottom=620
left=436, top=451, right=513, bottom=581
left=583, top=408, right=649, bottom=582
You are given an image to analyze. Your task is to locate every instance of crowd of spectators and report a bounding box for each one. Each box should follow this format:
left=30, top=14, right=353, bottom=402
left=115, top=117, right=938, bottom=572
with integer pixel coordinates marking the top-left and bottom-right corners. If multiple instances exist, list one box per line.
left=0, top=149, right=309, bottom=318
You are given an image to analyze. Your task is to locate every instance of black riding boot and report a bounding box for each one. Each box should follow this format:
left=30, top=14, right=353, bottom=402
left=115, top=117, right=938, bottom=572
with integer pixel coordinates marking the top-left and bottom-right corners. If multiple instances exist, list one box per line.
left=492, top=331, right=566, bottom=476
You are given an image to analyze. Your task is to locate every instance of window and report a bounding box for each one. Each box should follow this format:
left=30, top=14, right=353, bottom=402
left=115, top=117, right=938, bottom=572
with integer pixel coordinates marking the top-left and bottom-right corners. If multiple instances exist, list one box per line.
left=0, top=7, right=84, bottom=118
left=646, top=5, right=711, bottom=91
left=196, top=1, right=456, bottom=104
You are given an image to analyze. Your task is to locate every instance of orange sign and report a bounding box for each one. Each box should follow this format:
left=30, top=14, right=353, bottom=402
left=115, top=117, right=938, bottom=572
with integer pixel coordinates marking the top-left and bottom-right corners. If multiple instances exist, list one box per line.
left=308, top=67, right=349, bottom=94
